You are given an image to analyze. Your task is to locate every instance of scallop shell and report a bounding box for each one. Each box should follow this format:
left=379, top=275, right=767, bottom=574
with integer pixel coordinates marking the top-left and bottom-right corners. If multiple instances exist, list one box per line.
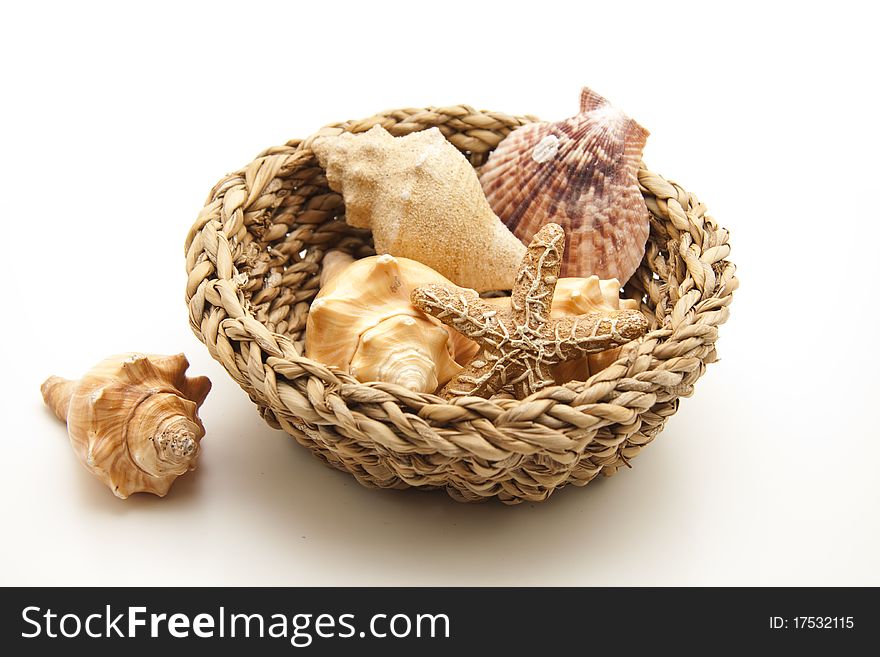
left=478, top=87, right=651, bottom=284
left=305, top=253, right=478, bottom=392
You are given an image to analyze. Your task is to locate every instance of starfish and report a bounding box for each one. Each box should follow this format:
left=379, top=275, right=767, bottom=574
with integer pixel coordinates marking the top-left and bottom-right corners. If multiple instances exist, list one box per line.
left=411, top=223, right=648, bottom=399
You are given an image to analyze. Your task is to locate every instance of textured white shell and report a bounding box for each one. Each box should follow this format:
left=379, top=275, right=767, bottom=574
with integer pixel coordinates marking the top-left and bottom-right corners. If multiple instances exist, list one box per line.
left=479, top=87, right=651, bottom=284
left=306, top=254, right=474, bottom=392
left=312, top=125, right=526, bottom=291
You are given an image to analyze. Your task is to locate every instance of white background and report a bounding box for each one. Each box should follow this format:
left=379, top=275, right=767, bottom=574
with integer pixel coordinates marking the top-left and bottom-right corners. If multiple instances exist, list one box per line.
left=2, top=1, right=877, bottom=586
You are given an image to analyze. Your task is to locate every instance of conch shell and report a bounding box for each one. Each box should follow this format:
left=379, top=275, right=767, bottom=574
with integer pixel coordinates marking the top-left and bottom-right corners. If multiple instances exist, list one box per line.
left=478, top=87, right=651, bottom=284
left=41, top=353, right=211, bottom=499
left=306, top=252, right=479, bottom=393
left=312, top=124, right=526, bottom=292
left=482, top=276, right=641, bottom=381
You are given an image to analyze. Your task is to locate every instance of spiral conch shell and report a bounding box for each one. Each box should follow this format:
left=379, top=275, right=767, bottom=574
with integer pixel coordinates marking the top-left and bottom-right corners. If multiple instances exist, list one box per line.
left=41, top=353, right=211, bottom=499
left=306, top=252, right=479, bottom=393
left=312, top=124, right=527, bottom=292
left=479, top=87, right=651, bottom=284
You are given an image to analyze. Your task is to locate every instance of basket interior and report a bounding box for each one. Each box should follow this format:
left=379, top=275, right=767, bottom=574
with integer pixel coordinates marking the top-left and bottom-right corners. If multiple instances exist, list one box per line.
left=219, top=128, right=666, bottom=364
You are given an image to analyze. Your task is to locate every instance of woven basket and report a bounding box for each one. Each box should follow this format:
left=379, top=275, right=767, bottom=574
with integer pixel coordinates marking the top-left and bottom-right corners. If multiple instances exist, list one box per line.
left=184, top=105, right=737, bottom=504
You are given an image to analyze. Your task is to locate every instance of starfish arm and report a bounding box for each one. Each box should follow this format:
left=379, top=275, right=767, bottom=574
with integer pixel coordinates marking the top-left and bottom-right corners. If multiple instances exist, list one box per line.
left=511, top=359, right=557, bottom=399
left=441, top=350, right=507, bottom=398
left=510, top=223, right=564, bottom=330
left=412, top=284, right=510, bottom=350
left=549, top=310, right=649, bottom=360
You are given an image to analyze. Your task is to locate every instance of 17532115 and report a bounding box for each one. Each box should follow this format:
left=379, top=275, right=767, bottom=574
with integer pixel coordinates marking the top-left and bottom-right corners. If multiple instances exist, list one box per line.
left=769, top=617, right=854, bottom=630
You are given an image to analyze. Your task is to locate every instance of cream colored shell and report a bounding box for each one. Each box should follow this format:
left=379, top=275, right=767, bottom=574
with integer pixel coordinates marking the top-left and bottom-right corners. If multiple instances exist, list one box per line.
left=312, top=124, right=527, bottom=292
left=306, top=253, right=478, bottom=393
left=41, top=353, right=211, bottom=499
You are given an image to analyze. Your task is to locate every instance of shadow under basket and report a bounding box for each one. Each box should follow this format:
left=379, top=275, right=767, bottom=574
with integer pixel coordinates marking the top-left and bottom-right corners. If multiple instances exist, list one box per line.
left=184, top=105, right=738, bottom=504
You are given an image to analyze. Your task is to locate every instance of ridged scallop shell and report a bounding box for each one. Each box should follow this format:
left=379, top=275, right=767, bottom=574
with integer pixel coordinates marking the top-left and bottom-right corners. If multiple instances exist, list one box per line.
left=478, top=87, right=651, bottom=284
left=306, top=253, right=478, bottom=392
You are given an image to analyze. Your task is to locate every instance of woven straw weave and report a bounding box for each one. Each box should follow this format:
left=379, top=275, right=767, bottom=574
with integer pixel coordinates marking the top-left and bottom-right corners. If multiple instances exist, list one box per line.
left=184, top=105, right=737, bottom=504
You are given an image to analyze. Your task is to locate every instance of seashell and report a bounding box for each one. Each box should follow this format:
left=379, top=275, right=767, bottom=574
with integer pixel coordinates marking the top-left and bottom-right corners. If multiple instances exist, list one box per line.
left=312, top=124, right=526, bottom=292
left=553, top=276, right=637, bottom=316
left=478, top=87, right=651, bottom=284
left=41, top=353, right=211, bottom=499
left=306, top=253, right=478, bottom=392
left=351, top=314, right=453, bottom=392
left=319, top=249, right=357, bottom=287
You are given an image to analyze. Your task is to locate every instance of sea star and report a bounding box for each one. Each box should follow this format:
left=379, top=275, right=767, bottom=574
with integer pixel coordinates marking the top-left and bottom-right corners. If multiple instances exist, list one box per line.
left=411, top=223, right=648, bottom=399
